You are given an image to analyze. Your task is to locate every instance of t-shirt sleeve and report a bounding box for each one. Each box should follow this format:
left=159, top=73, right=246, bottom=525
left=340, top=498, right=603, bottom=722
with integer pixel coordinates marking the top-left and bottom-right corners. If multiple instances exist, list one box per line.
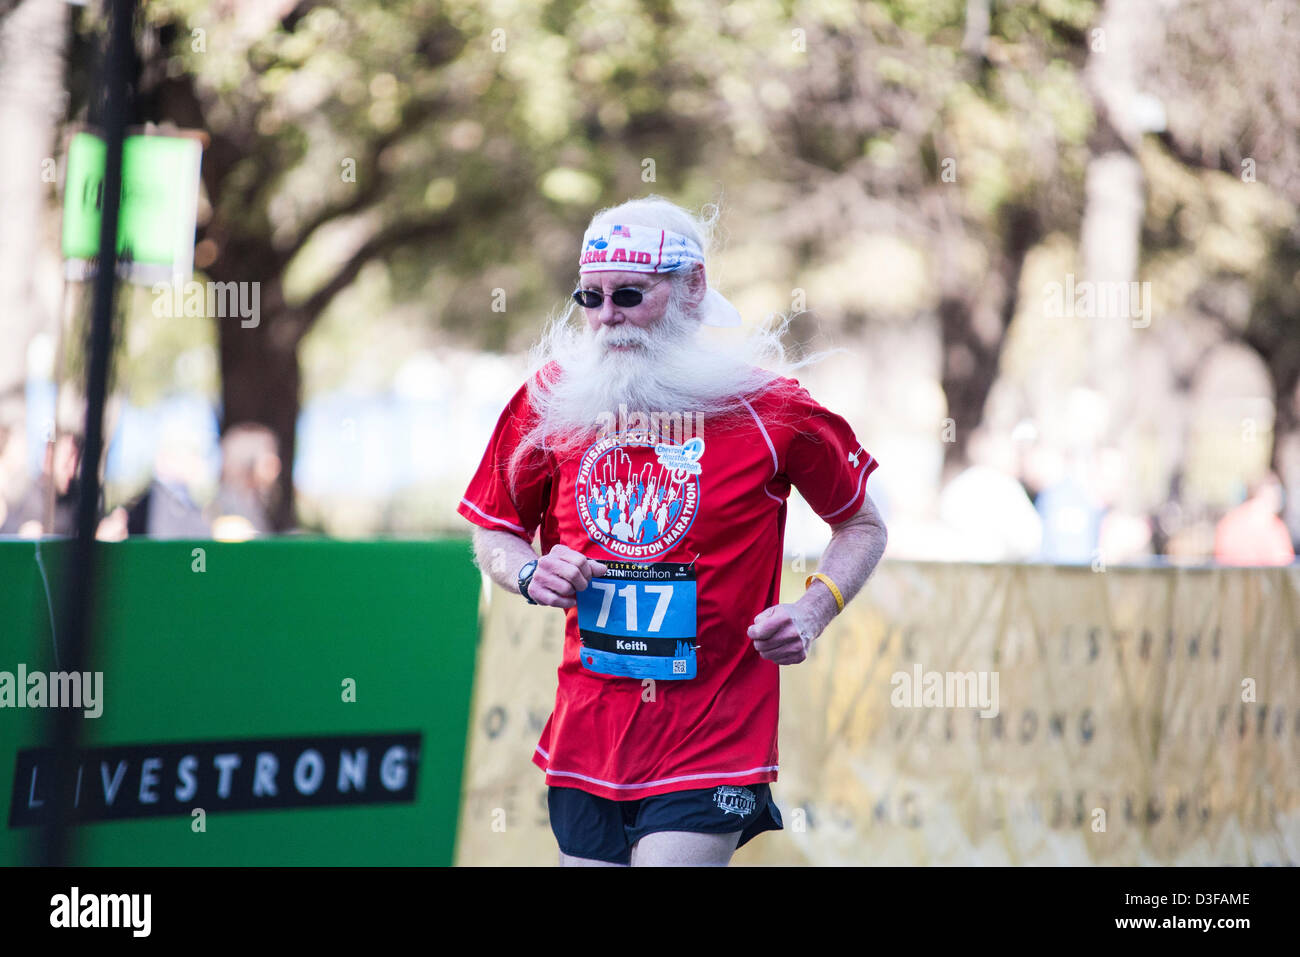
left=456, top=377, right=554, bottom=544
left=780, top=384, right=879, bottom=525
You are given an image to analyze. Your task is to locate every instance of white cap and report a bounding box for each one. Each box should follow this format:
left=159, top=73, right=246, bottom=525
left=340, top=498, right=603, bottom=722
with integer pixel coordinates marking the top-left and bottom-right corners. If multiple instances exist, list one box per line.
left=579, top=222, right=742, bottom=327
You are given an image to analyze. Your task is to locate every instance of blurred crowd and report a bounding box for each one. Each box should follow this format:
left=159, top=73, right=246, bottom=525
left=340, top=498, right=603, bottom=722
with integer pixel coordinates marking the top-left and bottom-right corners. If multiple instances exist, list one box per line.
left=0, top=404, right=1292, bottom=566
left=0, top=421, right=282, bottom=542
left=901, top=430, right=1295, bottom=567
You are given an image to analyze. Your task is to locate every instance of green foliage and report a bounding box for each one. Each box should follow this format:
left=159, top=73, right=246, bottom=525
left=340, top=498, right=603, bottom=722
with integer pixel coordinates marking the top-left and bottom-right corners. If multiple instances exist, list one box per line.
left=63, top=0, right=1297, bottom=533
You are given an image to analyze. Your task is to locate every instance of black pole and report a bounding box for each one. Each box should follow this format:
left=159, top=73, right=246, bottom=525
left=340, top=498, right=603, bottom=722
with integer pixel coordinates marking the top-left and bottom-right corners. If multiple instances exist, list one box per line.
left=37, top=0, right=136, bottom=867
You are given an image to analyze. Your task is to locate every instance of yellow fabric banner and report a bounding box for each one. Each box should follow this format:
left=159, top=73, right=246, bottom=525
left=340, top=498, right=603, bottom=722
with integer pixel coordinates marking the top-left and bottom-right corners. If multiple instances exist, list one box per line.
left=455, top=561, right=1300, bottom=865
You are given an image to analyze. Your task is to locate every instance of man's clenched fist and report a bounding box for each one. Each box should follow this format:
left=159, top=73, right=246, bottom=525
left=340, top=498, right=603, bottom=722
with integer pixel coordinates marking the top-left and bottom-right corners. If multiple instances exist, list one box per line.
left=523, top=544, right=609, bottom=609
left=747, top=603, right=816, bottom=665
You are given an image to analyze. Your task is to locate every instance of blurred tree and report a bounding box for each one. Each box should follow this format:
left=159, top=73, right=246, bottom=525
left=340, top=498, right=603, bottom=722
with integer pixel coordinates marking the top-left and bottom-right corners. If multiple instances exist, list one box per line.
left=757, top=0, right=1090, bottom=474
left=1113, top=0, right=1300, bottom=501
left=125, top=0, right=724, bottom=528
left=60, top=0, right=1295, bottom=534
left=129, top=0, right=508, bottom=528
left=1079, top=0, right=1147, bottom=440
left=0, top=0, right=71, bottom=467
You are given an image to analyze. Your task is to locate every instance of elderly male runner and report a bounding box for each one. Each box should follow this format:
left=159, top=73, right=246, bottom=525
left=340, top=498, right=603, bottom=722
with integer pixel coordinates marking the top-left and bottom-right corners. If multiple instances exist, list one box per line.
left=457, top=196, right=888, bottom=866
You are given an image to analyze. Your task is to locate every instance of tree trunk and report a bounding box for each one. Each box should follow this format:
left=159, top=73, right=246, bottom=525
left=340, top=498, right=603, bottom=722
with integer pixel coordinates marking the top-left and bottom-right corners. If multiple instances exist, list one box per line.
left=1080, top=0, right=1150, bottom=442
left=0, top=0, right=70, bottom=460
left=938, top=203, right=1040, bottom=477
left=216, top=281, right=302, bottom=532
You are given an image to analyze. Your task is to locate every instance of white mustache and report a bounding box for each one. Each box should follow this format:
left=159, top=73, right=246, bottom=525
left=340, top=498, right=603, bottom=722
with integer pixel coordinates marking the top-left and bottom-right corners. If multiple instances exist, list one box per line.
left=600, top=328, right=653, bottom=350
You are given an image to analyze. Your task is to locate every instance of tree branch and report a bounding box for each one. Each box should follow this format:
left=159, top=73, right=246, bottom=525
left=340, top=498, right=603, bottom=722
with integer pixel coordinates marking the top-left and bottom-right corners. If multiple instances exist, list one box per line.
left=282, top=184, right=517, bottom=343
left=277, top=92, right=449, bottom=271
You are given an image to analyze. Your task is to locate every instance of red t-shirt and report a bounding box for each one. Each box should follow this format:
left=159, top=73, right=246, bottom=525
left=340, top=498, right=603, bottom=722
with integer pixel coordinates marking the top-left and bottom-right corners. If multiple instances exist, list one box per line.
left=456, top=361, right=879, bottom=800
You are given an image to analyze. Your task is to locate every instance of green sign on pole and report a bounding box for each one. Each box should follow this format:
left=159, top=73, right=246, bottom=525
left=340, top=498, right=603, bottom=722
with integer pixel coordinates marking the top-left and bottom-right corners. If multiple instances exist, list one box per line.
left=61, top=129, right=205, bottom=285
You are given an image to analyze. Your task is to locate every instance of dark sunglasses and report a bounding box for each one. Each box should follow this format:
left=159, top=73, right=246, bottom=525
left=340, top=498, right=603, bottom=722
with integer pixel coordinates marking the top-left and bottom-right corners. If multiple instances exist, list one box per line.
left=573, top=277, right=664, bottom=309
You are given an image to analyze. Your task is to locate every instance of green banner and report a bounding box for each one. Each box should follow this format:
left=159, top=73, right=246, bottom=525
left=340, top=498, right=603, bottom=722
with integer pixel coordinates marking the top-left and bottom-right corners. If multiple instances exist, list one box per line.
left=62, top=131, right=204, bottom=280
left=0, top=538, right=480, bottom=866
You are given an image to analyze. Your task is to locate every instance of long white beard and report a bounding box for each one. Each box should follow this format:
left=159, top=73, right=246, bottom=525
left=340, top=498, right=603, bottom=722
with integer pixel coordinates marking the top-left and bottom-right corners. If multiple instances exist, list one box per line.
left=503, top=289, right=828, bottom=498
left=529, top=295, right=776, bottom=456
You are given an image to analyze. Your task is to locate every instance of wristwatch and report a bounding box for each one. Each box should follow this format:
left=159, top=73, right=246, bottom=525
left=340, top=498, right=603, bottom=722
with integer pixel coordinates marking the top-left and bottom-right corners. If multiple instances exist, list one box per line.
left=518, top=558, right=540, bottom=605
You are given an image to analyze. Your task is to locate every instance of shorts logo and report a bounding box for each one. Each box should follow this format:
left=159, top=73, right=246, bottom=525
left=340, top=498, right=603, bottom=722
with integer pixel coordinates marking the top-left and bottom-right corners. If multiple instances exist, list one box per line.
left=713, top=786, right=756, bottom=817
left=575, top=429, right=700, bottom=560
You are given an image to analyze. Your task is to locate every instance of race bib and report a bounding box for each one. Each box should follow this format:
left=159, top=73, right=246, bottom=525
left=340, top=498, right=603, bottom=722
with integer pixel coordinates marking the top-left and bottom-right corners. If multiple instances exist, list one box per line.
left=575, top=560, right=697, bottom=680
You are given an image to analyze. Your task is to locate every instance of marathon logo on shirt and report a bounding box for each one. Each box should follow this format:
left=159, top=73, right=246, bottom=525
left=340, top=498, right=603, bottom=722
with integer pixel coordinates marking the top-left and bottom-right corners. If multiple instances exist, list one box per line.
left=575, top=428, right=700, bottom=560
left=654, top=436, right=704, bottom=478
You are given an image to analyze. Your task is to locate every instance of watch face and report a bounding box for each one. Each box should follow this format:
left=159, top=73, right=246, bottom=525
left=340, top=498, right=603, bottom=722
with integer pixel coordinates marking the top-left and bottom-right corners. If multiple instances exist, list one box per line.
left=519, top=560, right=539, bottom=603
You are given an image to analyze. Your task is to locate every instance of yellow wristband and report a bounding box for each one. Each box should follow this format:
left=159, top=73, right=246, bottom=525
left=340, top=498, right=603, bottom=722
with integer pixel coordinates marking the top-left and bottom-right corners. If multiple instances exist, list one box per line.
left=805, top=573, right=845, bottom=613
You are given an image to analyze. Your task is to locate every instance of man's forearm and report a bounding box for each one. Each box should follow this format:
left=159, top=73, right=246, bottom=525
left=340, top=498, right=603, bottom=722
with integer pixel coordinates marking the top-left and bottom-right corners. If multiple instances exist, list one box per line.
left=793, top=514, right=888, bottom=639
left=471, top=528, right=540, bottom=595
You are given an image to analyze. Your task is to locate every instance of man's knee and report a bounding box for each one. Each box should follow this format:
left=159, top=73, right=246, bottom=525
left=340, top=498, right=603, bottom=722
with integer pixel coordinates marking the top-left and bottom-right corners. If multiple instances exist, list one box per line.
left=629, top=830, right=742, bottom=867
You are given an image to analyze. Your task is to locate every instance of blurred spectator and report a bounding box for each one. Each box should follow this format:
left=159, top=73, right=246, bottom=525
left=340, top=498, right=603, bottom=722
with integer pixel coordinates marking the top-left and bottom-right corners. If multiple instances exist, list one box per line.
left=939, top=465, right=1043, bottom=560
left=938, top=431, right=1042, bottom=561
left=1035, top=463, right=1102, bottom=563
left=0, top=432, right=121, bottom=539
left=1020, top=439, right=1064, bottom=504
left=206, top=423, right=281, bottom=539
left=1214, top=471, right=1295, bottom=566
left=1090, top=446, right=1153, bottom=563
left=109, top=420, right=211, bottom=538
left=1150, top=471, right=1186, bottom=557
left=1, top=432, right=82, bottom=537
left=1166, top=514, right=1217, bottom=562
left=1098, top=509, right=1154, bottom=563
left=1149, top=471, right=1214, bottom=562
